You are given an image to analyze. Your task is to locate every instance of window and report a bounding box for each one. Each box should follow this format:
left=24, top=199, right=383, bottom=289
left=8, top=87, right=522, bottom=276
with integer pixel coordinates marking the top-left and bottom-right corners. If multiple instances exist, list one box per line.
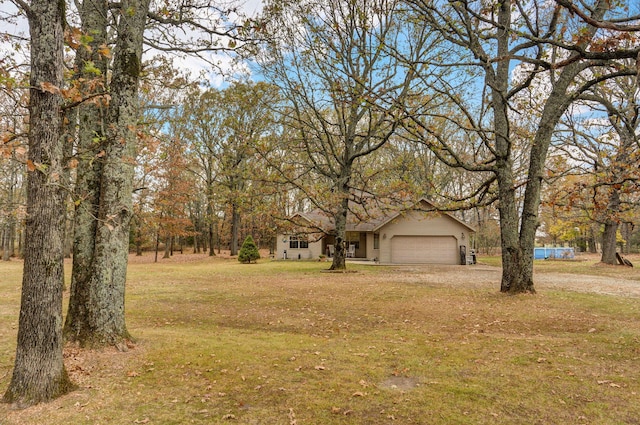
left=374, top=233, right=379, bottom=249
left=289, top=235, right=308, bottom=249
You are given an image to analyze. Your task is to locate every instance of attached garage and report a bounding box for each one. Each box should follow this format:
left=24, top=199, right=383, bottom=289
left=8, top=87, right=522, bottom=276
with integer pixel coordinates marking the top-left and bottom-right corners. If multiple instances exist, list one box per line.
left=390, top=235, right=459, bottom=264
left=277, top=198, right=475, bottom=264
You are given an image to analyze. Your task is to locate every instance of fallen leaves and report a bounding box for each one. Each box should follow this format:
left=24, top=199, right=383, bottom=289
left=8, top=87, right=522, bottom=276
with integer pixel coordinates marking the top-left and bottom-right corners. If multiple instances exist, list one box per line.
left=597, top=380, right=622, bottom=388
left=330, top=407, right=354, bottom=416
left=288, top=407, right=297, bottom=425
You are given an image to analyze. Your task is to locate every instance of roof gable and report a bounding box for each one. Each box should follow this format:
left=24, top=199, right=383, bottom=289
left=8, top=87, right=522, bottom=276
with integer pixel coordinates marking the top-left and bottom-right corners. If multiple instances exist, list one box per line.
left=288, top=198, right=475, bottom=234
left=373, top=198, right=476, bottom=233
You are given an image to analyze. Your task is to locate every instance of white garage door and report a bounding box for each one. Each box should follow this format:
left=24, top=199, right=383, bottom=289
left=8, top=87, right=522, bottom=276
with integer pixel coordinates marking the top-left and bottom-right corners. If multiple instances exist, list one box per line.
left=391, top=236, right=459, bottom=264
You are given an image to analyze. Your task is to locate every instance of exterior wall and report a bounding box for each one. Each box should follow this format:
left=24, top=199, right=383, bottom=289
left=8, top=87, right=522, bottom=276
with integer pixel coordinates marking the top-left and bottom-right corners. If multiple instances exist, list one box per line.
left=377, top=211, right=468, bottom=264
left=276, top=234, right=323, bottom=260
left=277, top=207, right=473, bottom=264
left=365, top=232, right=379, bottom=261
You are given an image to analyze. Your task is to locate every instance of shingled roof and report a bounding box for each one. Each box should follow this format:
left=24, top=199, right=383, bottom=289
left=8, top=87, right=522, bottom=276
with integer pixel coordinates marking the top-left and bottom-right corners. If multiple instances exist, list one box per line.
left=289, top=198, right=475, bottom=235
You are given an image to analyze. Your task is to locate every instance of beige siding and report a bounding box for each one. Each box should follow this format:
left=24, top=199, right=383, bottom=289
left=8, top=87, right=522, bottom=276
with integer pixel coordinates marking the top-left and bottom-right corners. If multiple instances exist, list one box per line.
left=378, top=211, right=468, bottom=264
left=276, top=234, right=322, bottom=260
left=365, top=233, right=379, bottom=260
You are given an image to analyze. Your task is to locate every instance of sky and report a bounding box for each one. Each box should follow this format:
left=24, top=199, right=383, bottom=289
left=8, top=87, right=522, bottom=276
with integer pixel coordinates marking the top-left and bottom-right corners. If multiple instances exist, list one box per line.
left=171, top=0, right=264, bottom=88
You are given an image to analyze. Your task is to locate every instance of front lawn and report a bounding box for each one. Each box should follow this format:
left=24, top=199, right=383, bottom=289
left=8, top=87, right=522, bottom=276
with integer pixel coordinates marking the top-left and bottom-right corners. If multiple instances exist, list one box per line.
left=1, top=255, right=639, bottom=424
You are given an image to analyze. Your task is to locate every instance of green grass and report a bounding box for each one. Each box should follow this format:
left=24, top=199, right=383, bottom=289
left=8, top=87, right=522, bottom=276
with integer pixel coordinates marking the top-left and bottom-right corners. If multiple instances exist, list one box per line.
left=2, top=255, right=640, bottom=424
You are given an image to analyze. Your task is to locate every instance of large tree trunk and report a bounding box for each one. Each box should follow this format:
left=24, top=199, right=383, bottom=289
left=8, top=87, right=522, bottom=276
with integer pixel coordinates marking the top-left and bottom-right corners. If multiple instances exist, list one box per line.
left=3, top=0, right=75, bottom=406
left=601, top=187, right=621, bottom=264
left=66, top=0, right=150, bottom=348
left=601, top=220, right=618, bottom=264
left=488, top=1, right=530, bottom=293
left=600, top=122, right=634, bottom=263
left=64, top=0, right=109, bottom=344
left=489, top=0, right=607, bottom=294
left=84, top=0, right=149, bottom=347
left=496, top=169, right=525, bottom=293
left=329, top=184, right=350, bottom=271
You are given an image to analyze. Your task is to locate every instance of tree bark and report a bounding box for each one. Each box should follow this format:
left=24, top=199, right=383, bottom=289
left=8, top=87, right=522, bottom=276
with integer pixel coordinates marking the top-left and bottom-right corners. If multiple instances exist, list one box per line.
left=601, top=185, right=623, bottom=265
left=65, top=0, right=109, bottom=344
left=329, top=207, right=348, bottom=270
left=498, top=0, right=608, bottom=293
left=66, top=0, right=151, bottom=348
left=600, top=124, right=635, bottom=263
left=601, top=219, right=618, bottom=264
left=329, top=175, right=351, bottom=271
left=84, top=0, right=150, bottom=347
left=3, top=0, right=75, bottom=406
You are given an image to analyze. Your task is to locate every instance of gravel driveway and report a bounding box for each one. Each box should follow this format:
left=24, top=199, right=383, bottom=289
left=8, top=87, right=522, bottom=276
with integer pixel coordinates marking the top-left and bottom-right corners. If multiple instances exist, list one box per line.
left=384, top=263, right=640, bottom=297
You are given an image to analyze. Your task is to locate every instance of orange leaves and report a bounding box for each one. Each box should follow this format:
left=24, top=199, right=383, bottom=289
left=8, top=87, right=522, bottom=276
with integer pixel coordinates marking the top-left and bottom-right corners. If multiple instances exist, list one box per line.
left=0, top=141, right=26, bottom=161
left=65, top=26, right=112, bottom=58
left=68, top=158, right=79, bottom=169
left=97, top=44, right=112, bottom=59
left=65, top=27, right=84, bottom=50
left=588, top=31, right=639, bottom=53
left=40, top=81, right=61, bottom=95
left=38, top=76, right=110, bottom=108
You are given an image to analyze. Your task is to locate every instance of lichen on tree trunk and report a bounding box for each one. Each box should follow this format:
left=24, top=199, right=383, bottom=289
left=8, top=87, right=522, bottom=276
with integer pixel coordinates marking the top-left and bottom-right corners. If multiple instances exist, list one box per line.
left=3, top=0, right=75, bottom=406
left=329, top=189, right=350, bottom=271
left=64, top=0, right=150, bottom=348
left=64, top=0, right=109, bottom=345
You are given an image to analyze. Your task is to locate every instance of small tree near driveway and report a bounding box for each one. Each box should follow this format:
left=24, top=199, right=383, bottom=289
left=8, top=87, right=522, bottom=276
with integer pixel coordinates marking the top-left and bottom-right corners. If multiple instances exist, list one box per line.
left=238, top=236, right=260, bottom=264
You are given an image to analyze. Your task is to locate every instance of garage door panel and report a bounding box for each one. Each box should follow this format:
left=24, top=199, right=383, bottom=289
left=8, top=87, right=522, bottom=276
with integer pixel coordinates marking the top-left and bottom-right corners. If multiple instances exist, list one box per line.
left=391, top=236, right=458, bottom=264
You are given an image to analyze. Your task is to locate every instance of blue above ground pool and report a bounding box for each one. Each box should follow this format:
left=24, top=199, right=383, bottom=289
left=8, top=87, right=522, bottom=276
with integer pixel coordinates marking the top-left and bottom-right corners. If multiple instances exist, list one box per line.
left=534, top=247, right=575, bottom=260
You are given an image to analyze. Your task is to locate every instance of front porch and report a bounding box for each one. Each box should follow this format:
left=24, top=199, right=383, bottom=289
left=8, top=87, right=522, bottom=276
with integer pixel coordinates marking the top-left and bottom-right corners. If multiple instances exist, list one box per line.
left=322, top=231, right=369, bottom=259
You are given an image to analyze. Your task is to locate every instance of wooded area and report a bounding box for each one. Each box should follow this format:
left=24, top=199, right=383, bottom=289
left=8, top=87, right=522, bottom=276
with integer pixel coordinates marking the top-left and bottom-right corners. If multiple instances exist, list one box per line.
left=0, top=0, right=639, bottom=406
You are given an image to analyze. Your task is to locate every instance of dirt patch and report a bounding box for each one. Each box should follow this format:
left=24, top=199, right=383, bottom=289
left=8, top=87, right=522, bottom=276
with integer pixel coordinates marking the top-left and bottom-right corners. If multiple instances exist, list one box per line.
left=378, top=376, right=421, bottom=391
left=320, top=269, right=359, bottom=273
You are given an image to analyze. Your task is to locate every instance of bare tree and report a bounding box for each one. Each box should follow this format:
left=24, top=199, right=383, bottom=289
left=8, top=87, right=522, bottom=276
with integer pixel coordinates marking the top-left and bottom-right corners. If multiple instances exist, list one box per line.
left=555, top=61, right=640, bottom=263
left=406, top=0, right=639, bottom=292
left=257, top=0, right=434, bottom=269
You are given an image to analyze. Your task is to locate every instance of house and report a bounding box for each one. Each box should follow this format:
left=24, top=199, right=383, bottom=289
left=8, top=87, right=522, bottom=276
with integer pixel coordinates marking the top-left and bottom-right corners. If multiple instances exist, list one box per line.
left=276, top=198, right=476, bottom=265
